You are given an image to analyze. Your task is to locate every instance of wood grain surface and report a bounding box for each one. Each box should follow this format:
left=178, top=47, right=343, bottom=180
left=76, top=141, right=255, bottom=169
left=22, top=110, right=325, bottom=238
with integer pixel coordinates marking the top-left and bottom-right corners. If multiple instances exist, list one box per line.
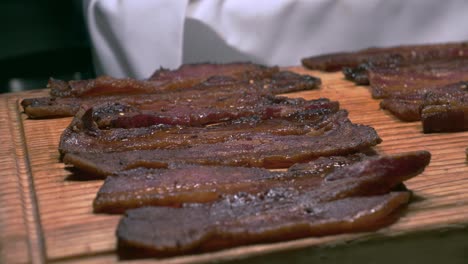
left=0, top=68, right=467, bottom=264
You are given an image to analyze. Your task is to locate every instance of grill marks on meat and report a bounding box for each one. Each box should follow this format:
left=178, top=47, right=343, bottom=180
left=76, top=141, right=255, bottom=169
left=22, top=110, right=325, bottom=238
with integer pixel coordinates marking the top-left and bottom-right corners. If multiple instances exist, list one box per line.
left=59, top=99, right=340, bottom=154
left=301, top=42, right=468, bottom=83
left=21, top=64, right=321, bottom=118
left=116, top=151, right=430, bottom=258
left=63, top=110, right=382, bottom=176
left=95, top=151, right=429, bottom=214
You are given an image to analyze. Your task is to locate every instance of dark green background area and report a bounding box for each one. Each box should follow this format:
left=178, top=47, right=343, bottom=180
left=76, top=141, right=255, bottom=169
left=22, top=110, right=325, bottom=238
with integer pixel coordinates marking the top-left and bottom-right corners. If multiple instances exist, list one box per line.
left=0, top=0, right=94, bottom=93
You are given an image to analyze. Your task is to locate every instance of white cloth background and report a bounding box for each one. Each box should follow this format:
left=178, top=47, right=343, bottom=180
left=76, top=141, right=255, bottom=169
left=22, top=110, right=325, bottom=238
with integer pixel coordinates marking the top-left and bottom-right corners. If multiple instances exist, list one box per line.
left=84, top=0, right=468, bottom=79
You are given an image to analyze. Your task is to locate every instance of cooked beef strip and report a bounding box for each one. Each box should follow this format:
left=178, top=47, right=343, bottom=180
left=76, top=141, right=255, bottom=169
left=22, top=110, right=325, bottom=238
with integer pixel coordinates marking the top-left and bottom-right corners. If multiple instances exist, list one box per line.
left=95, top=151, right=429, bottom=214
left=116, top=151, right=429, bottom=258
left=63, top=110, right=382, bottom=177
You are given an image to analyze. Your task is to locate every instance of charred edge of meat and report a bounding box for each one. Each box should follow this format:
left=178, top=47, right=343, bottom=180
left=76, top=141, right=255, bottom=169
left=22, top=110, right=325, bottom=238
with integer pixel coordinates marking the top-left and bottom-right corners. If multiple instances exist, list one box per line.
left=48, top=78, right=72, bottom=97
left=266, top=71, right=321, bottom=94
left=342, top=66, right=370, bottom=85
left=301, top=51, right=363, bottom=72
left=21, top=97, right=80, bottom=119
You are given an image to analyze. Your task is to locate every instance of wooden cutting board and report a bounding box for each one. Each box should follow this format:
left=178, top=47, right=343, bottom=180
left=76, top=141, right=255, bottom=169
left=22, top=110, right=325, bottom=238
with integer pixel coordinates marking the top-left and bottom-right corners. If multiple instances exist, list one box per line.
left=1, top=67, right=467, bottom=264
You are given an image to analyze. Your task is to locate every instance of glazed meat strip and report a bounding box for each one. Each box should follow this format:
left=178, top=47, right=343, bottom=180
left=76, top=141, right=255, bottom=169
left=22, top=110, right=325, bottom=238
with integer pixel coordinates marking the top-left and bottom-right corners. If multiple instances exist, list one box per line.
left=63, top=110, right=382, bottom=176
left=116, top=151, right=430, bottom=258
left=94, top=153, right=368, bottom=213
left=22, top=70, right=321, bottom=118
left=95, top=151, right=429, bottom=214
left=301, top=42, right=468, bottom=84
left=59, top=99, right=339, bottom=154
left=50, top=62, right=276, bottom=98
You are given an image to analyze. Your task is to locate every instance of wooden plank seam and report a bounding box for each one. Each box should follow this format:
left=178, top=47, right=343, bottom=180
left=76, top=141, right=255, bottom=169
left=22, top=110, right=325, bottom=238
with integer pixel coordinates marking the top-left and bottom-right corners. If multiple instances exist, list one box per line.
left=9, top=97, right=47, bottom=264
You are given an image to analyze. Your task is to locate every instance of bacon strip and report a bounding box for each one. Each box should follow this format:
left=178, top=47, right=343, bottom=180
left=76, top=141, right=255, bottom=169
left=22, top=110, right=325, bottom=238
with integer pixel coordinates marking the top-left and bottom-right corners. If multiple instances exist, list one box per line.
left=22, top=66, right=320, bottom=118
left=420, top=84, right=468, bottom=133
left=50, top=63, right=275, bottom=98
left=302, top=42, right=468, bottom=85
left=377, top=76, right=466, bottom=126
left=63, top=111, right=382, bottom=177
left=93, top=154, right=367, bottom=213
left=116, top=151, right=430, bottom=258
left=368, top=59, right=468, bottom=99
left=95, top=151, right=429, bottom=214
left=59, top=99, right=339, bottom=154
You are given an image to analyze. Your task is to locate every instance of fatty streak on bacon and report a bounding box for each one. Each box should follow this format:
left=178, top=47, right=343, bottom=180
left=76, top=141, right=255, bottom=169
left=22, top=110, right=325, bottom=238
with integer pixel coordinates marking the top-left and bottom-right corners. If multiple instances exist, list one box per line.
left=63, top=110, right=382, bottom=176
left=116, top=151, right=430, bottom=258
left=59, top=98, right=339, bottom=154
left=301, top=41, right=468, bottom=84
left=95, top=151, right=429, bottom=214
left=21, top=68, right=321, bottom=118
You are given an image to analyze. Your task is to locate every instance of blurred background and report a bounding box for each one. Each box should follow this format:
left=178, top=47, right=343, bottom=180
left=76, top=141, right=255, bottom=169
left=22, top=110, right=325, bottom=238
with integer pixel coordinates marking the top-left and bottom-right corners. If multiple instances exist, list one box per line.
left=3, top=0, right=468, bottom=93
left=0, top=0, right=94, bottom=93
